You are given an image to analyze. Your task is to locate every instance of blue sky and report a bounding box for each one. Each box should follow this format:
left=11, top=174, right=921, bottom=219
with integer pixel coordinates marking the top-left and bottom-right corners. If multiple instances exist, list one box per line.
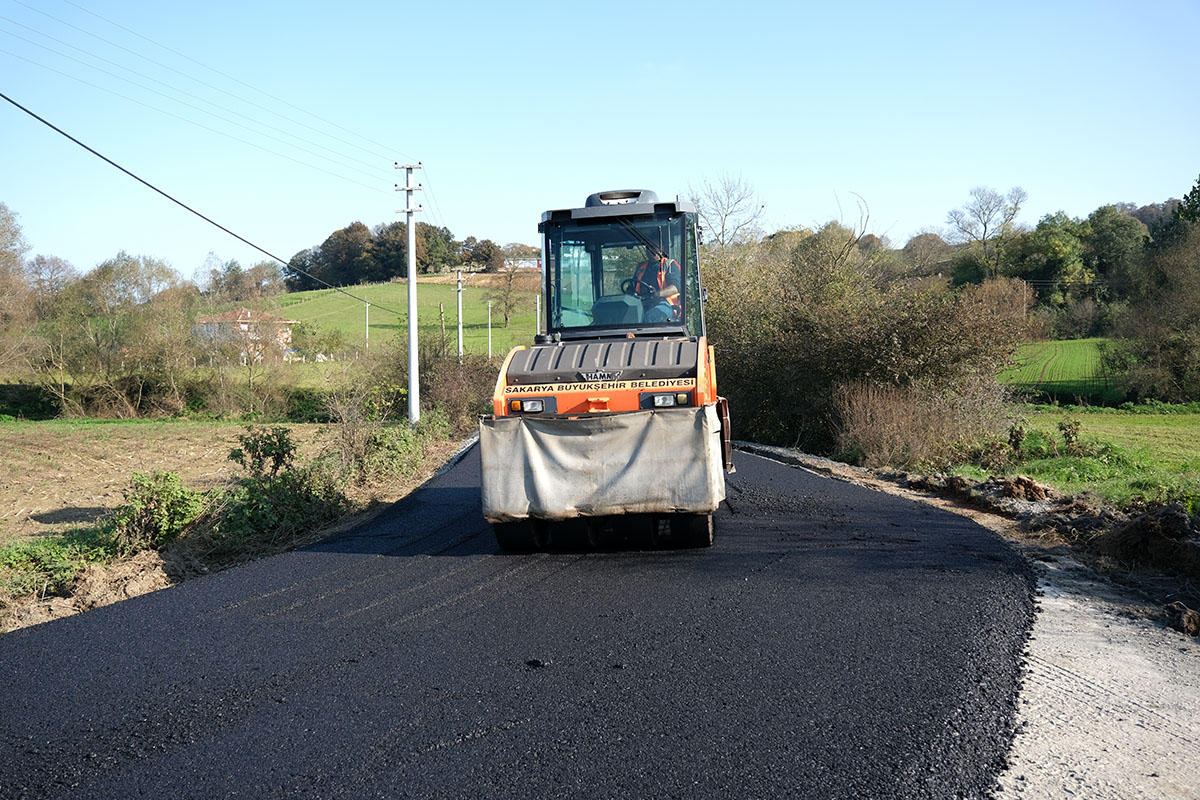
left=2, top=0, right=1198, bottom=278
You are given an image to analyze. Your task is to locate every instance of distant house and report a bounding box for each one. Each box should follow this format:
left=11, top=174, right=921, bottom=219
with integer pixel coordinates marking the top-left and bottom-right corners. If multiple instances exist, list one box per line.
left=503, top=257, right=542, bottom=272
left=193, top=308, right=298, bottom=364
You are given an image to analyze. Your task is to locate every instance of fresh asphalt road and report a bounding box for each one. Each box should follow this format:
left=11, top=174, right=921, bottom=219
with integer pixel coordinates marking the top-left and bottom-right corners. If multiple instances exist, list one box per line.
left=0, top=448, right=1034, bottom=799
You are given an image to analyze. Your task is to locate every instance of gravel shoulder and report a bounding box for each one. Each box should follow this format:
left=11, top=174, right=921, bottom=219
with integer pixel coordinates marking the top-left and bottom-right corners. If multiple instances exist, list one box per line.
left=735, top=443, right=1200, bottom=800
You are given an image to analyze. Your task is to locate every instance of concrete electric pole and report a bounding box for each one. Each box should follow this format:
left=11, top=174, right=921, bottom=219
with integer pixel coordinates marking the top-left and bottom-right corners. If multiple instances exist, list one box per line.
left=395, top=162, right=423, bottom=423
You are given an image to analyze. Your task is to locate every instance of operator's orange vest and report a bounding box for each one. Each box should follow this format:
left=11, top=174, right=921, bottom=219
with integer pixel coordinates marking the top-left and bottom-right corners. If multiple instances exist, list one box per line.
left=634, top=257, right=682, bottom=313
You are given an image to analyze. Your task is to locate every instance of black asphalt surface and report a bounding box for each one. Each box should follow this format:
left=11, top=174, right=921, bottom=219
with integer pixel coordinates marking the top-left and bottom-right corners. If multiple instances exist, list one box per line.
left=0, top=448, right=1034, bottom=799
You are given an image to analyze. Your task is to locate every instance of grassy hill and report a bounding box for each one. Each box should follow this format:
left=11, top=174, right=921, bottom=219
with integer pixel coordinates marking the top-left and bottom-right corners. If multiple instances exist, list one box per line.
left=1000, top=338, right=1121, bottom=404
left=272, top=275, right=541, bottom=357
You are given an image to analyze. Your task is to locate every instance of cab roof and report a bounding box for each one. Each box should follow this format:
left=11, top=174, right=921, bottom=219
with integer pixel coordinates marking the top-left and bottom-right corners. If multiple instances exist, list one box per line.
left=540, top=190, right=697, bottom=227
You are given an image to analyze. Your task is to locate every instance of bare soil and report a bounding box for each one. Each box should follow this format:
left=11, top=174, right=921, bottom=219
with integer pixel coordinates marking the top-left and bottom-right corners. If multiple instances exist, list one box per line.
left=1, top=423, right=471, bottom=633
left=0, top=421, right=327, bottom=547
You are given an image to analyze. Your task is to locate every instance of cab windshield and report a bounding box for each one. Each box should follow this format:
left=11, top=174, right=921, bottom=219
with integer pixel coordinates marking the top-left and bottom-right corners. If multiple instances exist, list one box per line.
left=545, top=213, right=701, bottom=337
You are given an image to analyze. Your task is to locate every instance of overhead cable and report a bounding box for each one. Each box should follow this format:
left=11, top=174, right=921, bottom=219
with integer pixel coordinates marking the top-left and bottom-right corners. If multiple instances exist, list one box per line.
left=0, top=17, right=396, bottom=180
left=25, top=0, right=417, bottom=162
left=0, top=89, right=406, bottom=316
left=0, top=49, right=387, bottom=195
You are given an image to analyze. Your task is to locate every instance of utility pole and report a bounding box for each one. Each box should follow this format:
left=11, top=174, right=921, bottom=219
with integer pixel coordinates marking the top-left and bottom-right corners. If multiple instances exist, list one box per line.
left=456, top=268, right=463, bottom=360
left=395, top=162, right=423, bottom=423
left=364, top=302, right=369, bottom=351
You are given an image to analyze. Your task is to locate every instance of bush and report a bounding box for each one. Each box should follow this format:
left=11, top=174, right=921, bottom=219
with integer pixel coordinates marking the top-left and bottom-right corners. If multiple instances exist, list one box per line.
left=420, top=352, right=498, bottom=433
left=0, top=383, right=59, bottom=420
left=199, top=460, right=348, bottom=561
left=103, top=471, right=205, bottom=555
left=229, top=425, right=297, bottom=479
left=705, top=232, right=1029, bottom=452
left=835, top=376, right=1012, bottom=469
left=286, top=386, right=333, bottom=422
left=0, top=528, right=117, bottom=600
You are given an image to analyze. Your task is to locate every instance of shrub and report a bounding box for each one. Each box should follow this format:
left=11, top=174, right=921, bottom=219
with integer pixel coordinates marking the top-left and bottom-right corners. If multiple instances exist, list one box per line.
left=103, top=471, right=205, bottom=555
left=421, top=352, right=498, bottom=433
left=199, top=460, right=347, bottom=561
left=0, top=528, right=116, bottom=601
left=286, top=386, right=333, bottom=422
left=835, top=375, right=1012, bottom=470
left=705, top=234, right=1030, bottom=452
left=229, top=425, right=297, bottom=479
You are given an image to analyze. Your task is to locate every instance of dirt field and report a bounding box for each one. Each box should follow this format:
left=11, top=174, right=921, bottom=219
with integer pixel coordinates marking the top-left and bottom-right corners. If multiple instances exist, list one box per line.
left=0, top=420, right=327, bottom=547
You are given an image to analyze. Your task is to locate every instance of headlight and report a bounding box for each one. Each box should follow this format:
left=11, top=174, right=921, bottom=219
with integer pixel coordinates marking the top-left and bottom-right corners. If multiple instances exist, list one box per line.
left=652, top=394, right=676, bottom=407
left=520, top=399, right=544, bottom=413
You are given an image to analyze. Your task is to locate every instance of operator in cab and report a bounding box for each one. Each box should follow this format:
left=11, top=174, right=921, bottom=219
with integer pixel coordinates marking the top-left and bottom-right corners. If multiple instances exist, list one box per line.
left=629, top=252, right=683, bottom=323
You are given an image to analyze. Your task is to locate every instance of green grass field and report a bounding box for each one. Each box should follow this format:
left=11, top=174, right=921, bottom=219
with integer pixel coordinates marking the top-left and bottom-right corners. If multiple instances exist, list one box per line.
left=993, top=405, right=1200, bottom=510
left=274, top=280, right=540, bottom=357
left=1000, top=338, right=1120, bottom=403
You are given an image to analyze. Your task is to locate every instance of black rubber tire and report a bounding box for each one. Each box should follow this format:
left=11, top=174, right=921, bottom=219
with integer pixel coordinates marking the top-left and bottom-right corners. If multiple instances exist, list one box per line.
left=494, top=521, right=536, bottom=551
left=672, top=513, right=714, bottom=548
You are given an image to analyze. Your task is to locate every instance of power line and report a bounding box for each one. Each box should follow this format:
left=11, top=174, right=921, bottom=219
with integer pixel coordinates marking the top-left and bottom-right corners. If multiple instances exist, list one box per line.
left=30, top=0, right=418, bottom=163
left=0, top=16, right=398, bottom=181
left=418, top=162, right=451, bottom=232
left=1, top=48, right=388, bottom=195
left=8, top=2, right=453, bottom=236
left=0, top=90, right=407, bottom=317
left=0, top=32, right=392, bottom=186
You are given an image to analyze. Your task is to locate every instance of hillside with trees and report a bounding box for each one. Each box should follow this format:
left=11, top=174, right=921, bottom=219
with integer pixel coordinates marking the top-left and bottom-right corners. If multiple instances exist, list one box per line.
left=283, top=221, right=510, bottom=291
left=3, top=172, right=1199, bottom=438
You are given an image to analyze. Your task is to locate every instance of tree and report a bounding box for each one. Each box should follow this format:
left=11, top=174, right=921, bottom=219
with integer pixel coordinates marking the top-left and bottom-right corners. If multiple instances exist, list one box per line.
left=1126, top=199, right=1180, bottom=234
left=1176, top=174, right=1200, bottom=225
left=370, top=221, right=410, bottom=280
left=246, top=260, right=284, bottom=297
left=485, top=265, right=523, bottom=327
left=1149, top=173, right=1200, bottom=251
left=203, top=256, right=282, bottom=300
left=289, top=321, right=347, bottom=361
left=416, top=223, right=459, bottom=274
left=1010, top=212, right=1092, bottom=305
left=1083, top=205, right=1147, bottom=297
left=946, top=186, right=1027, bottom=276
left=0, top=202, right=33, bottom=366
left=29, top=252, right=193, bottom=416
left=1106, top=222, right=1200, bottom=400
left=318, top=222, right=374, bottom=286
left=901, top=231, right=952, bottom=276
left=463, top=238, right=503, bottom=272
left=25, top=254, right=78, bottom=318
left=501, top=242, right=540, bottom=269
left=284, top=246, right=324, bottom=291
left=690, top=174, right=765, bottom=248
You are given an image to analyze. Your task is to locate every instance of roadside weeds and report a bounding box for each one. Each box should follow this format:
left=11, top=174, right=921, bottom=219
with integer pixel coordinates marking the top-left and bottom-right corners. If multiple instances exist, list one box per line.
left=0, top=433, right=475, bottom=634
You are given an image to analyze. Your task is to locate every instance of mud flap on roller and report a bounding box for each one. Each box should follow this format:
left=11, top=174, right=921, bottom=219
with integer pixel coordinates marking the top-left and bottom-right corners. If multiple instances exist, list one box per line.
left=479, top=405, right=726, bottom=522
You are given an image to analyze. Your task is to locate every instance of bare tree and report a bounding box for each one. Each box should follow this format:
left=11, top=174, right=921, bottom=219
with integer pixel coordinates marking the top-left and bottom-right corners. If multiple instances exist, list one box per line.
left=485, top=265, right=523, bottom=327
left=25, top=254, right=77, bottom=318
left=690, top=174, right=765, bottom=248
left=0, top=203, right=34, bottom=368
left=946, top=186, right=1027, bottom=276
